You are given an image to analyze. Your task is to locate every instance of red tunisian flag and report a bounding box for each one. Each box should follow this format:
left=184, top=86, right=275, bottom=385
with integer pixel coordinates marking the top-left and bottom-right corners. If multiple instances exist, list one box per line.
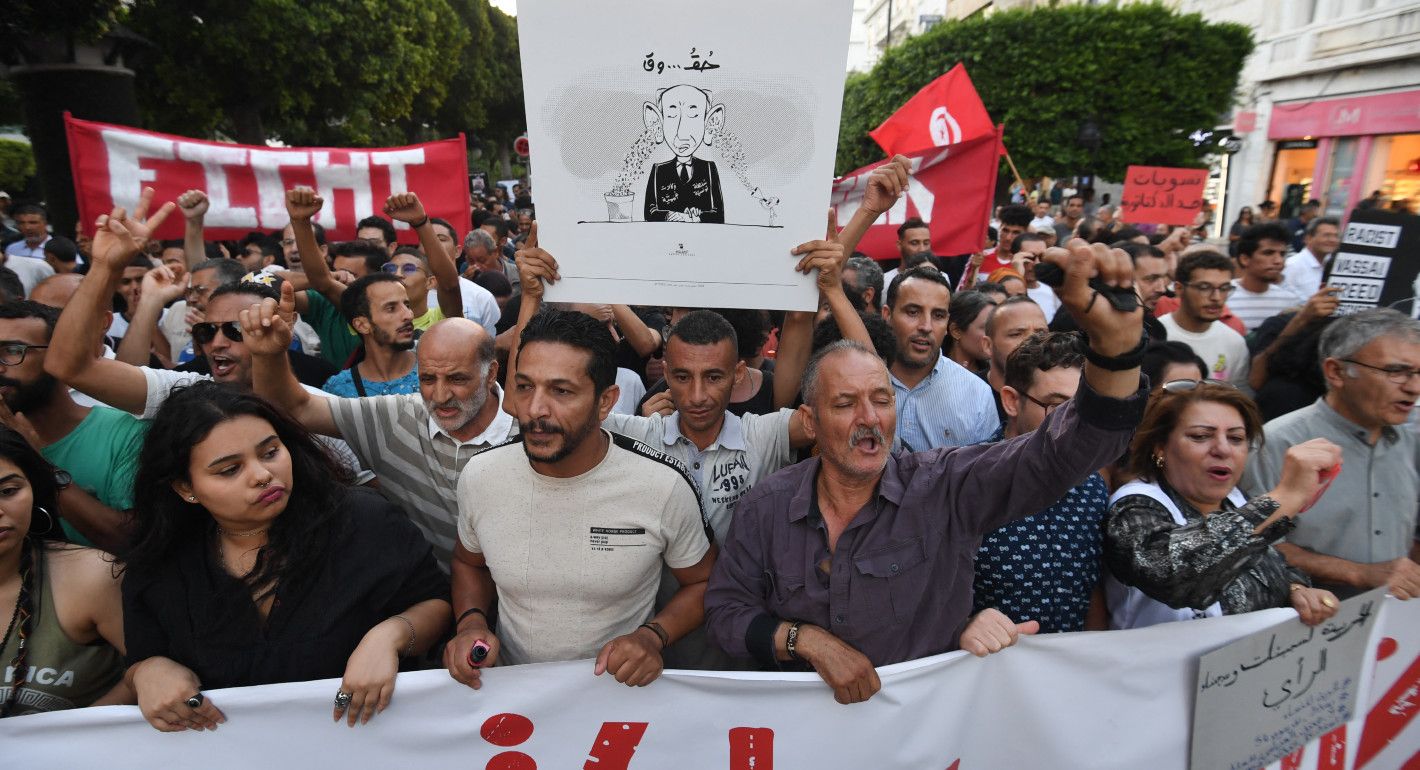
left=868, top=63, right=996, bottom=156
left=831, top=126, right=1002, bottom=261
left=65, top=114, right=470, bottom=244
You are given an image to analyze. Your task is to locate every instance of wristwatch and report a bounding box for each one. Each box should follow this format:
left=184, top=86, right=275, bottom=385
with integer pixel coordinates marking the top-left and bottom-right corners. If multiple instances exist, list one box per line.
left=54, top=469, right=72, bottom=492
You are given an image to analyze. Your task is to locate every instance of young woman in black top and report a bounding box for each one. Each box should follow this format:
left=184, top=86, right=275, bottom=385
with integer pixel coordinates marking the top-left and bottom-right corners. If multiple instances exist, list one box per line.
left=120, top=382, right=449, bottom=731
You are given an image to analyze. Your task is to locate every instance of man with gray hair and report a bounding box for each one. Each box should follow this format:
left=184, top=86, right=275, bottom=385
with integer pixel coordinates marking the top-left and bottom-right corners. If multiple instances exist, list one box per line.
left=463, top=227, right=521, bottom=297
left=1245, top=308, right=1420, bottom=600
left=842, top=255, right=884, bottom=311
left=245, top=294, right=517, bottom=569
left=706, top=241, right=1151, bottom=704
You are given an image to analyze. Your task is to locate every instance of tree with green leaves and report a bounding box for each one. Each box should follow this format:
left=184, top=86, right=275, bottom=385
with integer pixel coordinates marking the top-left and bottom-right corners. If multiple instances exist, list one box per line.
left=836, top=4, right=1253, bottom=180
left=434, top=0, right=527, bottom=178
left=0, top=139, right=37, bottom=194
left=127, top=0, right=470, bottom=147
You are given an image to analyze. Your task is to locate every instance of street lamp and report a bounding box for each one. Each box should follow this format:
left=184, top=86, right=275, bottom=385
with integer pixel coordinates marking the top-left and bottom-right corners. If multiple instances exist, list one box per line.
left=1078, top=120, right=1102, bottom=187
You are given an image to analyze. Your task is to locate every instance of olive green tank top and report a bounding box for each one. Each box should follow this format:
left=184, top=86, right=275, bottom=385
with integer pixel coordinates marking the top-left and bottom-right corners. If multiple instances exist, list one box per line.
left=1, top=546, right=123, bottom=717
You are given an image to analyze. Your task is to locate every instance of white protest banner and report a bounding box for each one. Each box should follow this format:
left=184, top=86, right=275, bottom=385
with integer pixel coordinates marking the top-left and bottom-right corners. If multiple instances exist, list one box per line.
left=1193, top=587, right=1388, bottom=770
left=7, top=598, right=1418, bottom=769
left=516, top=0, right=853, bottom=311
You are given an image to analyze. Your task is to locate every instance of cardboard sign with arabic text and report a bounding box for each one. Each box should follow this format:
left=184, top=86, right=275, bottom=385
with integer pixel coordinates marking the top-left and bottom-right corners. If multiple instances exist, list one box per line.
left=1119, top=165, right=1208, bottom=227
left=1191, top=586, right=1388, bottom=770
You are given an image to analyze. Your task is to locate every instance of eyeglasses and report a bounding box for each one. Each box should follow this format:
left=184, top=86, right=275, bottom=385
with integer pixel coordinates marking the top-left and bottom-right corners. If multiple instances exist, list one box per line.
left=191, top=322, right=243, bottom=346
left=0, top=343, right=48, bottom=366
left=1343, top=359, right=1420, bottom=385
left=279, top=238, right=297, bottom=248
left=1021, top=392, right=1068, bottom=414
left=1181, top=282, right=1236, bottom=297
left=1161, top=379, right=1239, bottom=393
left=382, top=262, right=425, bottom=276
left=185, top=284, right=212, bottom=300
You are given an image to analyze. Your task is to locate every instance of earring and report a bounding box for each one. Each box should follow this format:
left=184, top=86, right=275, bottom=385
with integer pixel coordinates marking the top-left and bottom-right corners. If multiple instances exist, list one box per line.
left=31, top=505, right=55, bottom=536
left=1154, top=455, right=1165, bottom=469
left=187, top=495, right=198, bottom=503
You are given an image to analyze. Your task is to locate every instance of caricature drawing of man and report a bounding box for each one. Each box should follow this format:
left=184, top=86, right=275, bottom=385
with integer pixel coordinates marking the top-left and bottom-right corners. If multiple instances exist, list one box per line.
left=643, top=84, right=725, bottom=223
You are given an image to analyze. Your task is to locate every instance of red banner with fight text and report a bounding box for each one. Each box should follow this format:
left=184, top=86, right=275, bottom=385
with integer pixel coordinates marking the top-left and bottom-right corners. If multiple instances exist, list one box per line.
left=64, top=114, right=471, bottom=243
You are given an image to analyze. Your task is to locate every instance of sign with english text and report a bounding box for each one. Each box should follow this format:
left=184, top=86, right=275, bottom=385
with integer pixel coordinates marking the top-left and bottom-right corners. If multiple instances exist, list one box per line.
left=6, top=598, right=1418, bottom=769
left=64, top=115, right=472, bottom=244
left=516, top=0, right=853, bottom=311
left=1323, top=209, right=1420, bottom=317
left=1119, top=165, right=1208, bottom=227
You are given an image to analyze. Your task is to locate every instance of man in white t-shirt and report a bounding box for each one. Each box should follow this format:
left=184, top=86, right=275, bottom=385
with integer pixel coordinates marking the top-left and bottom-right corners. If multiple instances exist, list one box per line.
left=1229, top=222, right=1302, bottom=333
left=1028, top=200, right=1055, bottom=231
left=1159, top=250, right=1251, bottom=389
left=3, top=203, right=51, bottom=259
left=446, top=307, right=714, bottom=689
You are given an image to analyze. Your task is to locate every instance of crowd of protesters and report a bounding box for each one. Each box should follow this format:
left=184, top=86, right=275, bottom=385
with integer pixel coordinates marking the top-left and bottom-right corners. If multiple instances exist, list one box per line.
left=0, top=155, right=1413, bottom=730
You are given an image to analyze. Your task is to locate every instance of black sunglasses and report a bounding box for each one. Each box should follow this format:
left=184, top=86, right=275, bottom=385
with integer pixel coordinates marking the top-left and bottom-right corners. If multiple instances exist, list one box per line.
left=191, top=322, right=243, bottom=346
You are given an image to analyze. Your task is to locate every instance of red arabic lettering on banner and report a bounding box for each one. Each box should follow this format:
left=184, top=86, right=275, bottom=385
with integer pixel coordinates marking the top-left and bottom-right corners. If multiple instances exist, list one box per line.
left=831, top=128, right=1002, bottom=263
left=64, top=114, right=471, bottom=244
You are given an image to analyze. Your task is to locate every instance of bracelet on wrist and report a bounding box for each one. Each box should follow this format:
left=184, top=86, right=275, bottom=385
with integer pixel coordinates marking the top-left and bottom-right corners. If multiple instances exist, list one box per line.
left=1084, top=329, right=1149, bottom=371
left=456, top=607, right=487, bottom=630
left=638, top=622, right=670, bottom=649
left=786, top=621, right=804, bottom=662
left=392, top=614, right=416, bottom=657
left=409, top=216, right=430, bottom=229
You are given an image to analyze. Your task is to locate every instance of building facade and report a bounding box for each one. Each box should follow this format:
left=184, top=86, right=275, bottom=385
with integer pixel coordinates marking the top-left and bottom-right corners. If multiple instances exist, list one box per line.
left=1193, top=0, right=1420, bottom=228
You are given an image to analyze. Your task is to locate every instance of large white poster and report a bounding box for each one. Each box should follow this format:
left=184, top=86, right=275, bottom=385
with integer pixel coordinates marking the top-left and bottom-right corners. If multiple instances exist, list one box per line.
left=516, top=0, right=854, bottom=311
left=7, top=599, right=1417, bottom=769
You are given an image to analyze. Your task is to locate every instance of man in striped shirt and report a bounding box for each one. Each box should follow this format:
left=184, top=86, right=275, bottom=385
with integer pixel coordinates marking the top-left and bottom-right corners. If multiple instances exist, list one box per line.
left=1229, top=223, right=1303, bottom=333
left=247, top=299, right=516, bottom=568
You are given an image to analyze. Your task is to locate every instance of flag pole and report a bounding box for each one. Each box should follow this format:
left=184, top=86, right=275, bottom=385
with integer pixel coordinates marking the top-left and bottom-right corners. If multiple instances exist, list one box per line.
left=1003, top=148, right=1026, bottom=193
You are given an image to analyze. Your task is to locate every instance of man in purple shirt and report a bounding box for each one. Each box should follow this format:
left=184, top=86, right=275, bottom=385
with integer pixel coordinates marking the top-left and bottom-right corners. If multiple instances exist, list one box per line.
left=704, top=241, right=1149, bottom=704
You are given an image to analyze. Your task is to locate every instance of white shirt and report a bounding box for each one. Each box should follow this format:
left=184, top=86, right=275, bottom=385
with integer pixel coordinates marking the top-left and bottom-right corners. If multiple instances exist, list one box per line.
left=1029, top=215, right=1055, bottom=230
left=1227, top=279, right=1303, bottom=333
left=4, top=237, right=50, bottom=259
left=3, top=255, right=54, bottom=296
left=430, top=277, right=500, bottom=337
left=1281, top=248, right=1328, bottom=298
left=1158, top=314, right=1251, bottom=391
left=1026, top=282, right=1061, bottom=322
left=603, top=408, right=793, bottom=542
left=611, top=368, right=646, bottom=415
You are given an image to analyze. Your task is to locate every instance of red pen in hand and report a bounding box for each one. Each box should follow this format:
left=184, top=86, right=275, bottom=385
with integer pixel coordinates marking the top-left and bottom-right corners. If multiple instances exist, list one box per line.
left=467, top=639, right=491, bottom=668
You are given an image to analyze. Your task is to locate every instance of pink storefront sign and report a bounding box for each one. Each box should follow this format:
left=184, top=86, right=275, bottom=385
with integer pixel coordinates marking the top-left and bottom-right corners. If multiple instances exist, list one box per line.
left=1268, top=89, right=1420, bottom=139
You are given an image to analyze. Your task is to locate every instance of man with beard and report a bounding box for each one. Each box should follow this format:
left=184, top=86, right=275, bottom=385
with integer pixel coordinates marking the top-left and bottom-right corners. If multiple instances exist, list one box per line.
left=704, top=241, right=1150, bottom=704
left=0, top=300, right=145, bottom=553
left=321, top=273, right=418, bottom=397
left=1158, top=250, right=1251, bottom=389
left=882, top=265, right=998, bottom=450
left=244, top=285, right=514, bottom=568
left=444, top=308, right=714, bottom=689
left=881, top=218, right=934, bottom=288
left=1229, top=222, right=1302, bottom=333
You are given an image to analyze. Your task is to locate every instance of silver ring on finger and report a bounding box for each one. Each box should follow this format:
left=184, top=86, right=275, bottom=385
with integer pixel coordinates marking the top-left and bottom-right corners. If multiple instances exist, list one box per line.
left=334, top=690, right=353, bottom=710
left=185, top=692, right=205, bottom=709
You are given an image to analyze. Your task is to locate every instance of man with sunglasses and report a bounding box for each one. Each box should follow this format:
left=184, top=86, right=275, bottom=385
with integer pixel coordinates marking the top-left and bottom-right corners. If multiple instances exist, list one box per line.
left=1245, top=308, right=1420, bottom=602
left=1157, top=250, right=1250, bottom=390
left=973, top=330, right=1110, bottom=633
left=44, top=197, right=373, bottom=485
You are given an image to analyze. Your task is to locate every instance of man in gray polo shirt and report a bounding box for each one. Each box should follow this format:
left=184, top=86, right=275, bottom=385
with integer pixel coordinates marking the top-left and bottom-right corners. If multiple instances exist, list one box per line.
left=245, top=292, right=516, bottom=568
left=1245, top=309, right=1420, bottom=600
